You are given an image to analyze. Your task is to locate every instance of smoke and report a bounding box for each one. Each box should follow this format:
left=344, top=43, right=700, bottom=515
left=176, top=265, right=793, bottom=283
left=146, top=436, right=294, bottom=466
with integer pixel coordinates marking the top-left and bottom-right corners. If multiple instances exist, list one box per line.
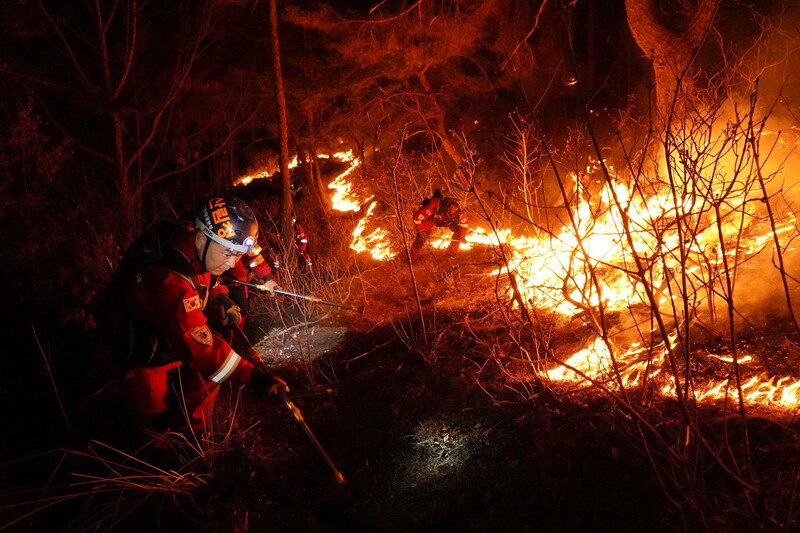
left=742, top=4, right=800, bottom=323
left=656, top=2, right=800, bottom=328
left=740, top=1, right=800, bottom=109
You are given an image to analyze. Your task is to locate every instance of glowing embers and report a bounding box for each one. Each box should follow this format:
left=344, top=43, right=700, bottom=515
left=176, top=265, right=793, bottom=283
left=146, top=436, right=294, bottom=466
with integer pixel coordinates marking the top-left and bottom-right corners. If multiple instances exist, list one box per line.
left=661, top=368, right=800, bottom=409
left=546, top=337, right=666, bottom=389
left=548, top=335, right=800, bottom=409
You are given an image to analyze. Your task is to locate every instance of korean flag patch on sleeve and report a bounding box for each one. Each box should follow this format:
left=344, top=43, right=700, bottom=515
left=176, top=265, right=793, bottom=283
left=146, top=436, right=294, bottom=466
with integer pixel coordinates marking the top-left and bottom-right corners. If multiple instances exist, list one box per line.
left=189, top=325, right=213, bottom=346
left=183, top=295, right=202, bottom=313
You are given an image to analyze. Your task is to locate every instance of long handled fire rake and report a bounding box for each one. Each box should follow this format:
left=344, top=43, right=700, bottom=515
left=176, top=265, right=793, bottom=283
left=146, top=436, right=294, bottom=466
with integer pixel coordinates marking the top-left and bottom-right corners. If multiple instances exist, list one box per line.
left=226, top=278, right=362, bottom=313
left=232, top=324, right=347, bottom=485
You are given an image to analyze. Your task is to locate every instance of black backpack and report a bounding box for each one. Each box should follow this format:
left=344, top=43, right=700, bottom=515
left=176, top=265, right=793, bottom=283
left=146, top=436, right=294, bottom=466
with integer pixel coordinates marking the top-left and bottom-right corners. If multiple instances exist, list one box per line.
left=93, top=218, right=198, bottom=370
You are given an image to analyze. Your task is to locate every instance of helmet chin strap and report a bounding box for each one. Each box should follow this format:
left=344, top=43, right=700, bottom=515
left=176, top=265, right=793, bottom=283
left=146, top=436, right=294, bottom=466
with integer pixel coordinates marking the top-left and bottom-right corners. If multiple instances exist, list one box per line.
left=200, top=235, right=212, bottom=272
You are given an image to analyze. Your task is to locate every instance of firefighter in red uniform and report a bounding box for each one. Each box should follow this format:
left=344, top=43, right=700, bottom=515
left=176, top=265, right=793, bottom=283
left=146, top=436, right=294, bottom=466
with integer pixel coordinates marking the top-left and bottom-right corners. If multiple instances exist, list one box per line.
left=410, top=189, right=469, bottom=261
left=226, top=244, right=275, bottom=330
left=96, top=195, right=285, bottom=450
left=294, top=214, right=313, bottom=268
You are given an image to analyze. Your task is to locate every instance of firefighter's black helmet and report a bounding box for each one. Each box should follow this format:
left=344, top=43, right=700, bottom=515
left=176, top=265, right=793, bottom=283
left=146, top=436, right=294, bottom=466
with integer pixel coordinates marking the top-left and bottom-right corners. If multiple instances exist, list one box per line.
left=195, top=195, right=259, bottom=254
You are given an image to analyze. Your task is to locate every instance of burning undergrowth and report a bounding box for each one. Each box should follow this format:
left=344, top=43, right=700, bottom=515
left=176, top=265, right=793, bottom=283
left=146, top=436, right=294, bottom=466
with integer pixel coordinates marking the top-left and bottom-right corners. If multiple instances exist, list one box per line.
left=336, top=254, right=800, bottom=530
left=303, top=90, right=800, bottom=528
left=328, top=105, right=800, bottom=412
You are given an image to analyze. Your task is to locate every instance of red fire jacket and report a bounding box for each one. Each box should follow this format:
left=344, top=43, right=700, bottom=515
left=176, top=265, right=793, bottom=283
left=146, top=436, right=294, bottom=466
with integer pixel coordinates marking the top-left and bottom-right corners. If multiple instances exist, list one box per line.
left=295, top=222, right=313, bottom=265
left=126, top=227, right=254, bottom=384
left=295, top=222, right=308, bottom=253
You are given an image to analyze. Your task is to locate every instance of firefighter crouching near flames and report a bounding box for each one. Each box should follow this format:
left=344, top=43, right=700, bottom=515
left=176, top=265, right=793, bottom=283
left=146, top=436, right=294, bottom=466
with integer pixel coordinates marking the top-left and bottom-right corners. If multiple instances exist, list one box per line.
left=94, top=195, right=287, bottom=452
left=410, top=189, right=469, bottom=261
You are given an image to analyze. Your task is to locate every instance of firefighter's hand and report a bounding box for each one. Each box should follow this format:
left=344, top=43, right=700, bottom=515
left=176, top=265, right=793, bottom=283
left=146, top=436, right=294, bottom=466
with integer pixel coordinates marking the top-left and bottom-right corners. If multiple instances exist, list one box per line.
left=249, top=367, right=289, bottom=396
left=259, top=279, right=279, bottom=296
left=210, top=294, right=242, bottom=328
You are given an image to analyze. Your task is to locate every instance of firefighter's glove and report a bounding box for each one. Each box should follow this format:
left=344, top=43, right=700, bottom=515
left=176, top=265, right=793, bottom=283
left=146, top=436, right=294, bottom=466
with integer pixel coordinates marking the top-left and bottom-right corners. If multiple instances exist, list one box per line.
left=210, top=294, right=242, bottom=328
left=250, top=367, right=289, bottom=396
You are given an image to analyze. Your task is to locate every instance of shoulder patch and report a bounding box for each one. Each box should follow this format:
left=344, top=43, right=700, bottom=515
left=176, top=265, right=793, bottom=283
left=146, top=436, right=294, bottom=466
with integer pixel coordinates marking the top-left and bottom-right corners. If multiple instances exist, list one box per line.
left=183, top=295, right=202, bottom=313
left=189, top=325, right=213, bottom=346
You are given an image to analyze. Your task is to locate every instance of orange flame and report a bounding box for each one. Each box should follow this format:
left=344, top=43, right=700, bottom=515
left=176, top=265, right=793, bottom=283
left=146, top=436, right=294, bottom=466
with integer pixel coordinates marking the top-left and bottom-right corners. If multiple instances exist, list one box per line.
left=350, top=201, right=398, bottom=260
left=328, top=150, right=367, bottom=212
left=326, top=129, right=800, bottom=410
left=238, top=156, right=299, bottom=186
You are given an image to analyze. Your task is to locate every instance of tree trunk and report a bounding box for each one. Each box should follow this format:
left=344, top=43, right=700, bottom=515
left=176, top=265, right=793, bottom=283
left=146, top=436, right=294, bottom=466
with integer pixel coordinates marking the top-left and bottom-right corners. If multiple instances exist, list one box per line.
left=112, top=111, right=139, bottom=244
left=624, top=0, right=716, bottom=122
left=268, top=0, right=295, bottom=251
left=305, top=110, right=328, bottom=211
left=417, top=69, right=464, bottom=169
left=211, top=128, right=232, bottom=192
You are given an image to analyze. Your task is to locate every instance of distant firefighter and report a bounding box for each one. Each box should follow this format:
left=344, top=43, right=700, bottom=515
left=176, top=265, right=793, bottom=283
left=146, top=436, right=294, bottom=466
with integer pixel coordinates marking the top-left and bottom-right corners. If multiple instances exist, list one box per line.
left=410, top=189, right=468, bottom=261
left=293, top=214, right=313, bottom=268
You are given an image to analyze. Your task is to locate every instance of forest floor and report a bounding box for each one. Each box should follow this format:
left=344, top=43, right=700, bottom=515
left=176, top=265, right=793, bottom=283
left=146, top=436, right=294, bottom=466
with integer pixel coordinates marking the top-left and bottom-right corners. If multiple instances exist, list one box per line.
left=207, top=250, right=674, bottom=533
left=4, top=246, right=797, bottom=532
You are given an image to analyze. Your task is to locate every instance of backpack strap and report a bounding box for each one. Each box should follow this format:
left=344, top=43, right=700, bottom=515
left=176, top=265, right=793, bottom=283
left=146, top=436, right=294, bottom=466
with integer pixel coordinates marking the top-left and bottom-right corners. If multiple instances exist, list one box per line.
left=156, top=238, right=200, bottom=291
left=142, top=227, right=209, bottom=309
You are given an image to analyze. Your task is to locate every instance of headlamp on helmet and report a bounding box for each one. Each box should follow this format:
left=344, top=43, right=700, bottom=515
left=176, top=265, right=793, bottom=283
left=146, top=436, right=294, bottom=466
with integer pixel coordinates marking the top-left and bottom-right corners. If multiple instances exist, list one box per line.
left=195, top=196, right=259, bottom=255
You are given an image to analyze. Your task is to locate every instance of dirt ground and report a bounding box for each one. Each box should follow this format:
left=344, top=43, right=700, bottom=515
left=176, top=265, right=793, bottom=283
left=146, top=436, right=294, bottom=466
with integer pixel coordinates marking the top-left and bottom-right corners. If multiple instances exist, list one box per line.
left=223, top=327, right=671, bottom=533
